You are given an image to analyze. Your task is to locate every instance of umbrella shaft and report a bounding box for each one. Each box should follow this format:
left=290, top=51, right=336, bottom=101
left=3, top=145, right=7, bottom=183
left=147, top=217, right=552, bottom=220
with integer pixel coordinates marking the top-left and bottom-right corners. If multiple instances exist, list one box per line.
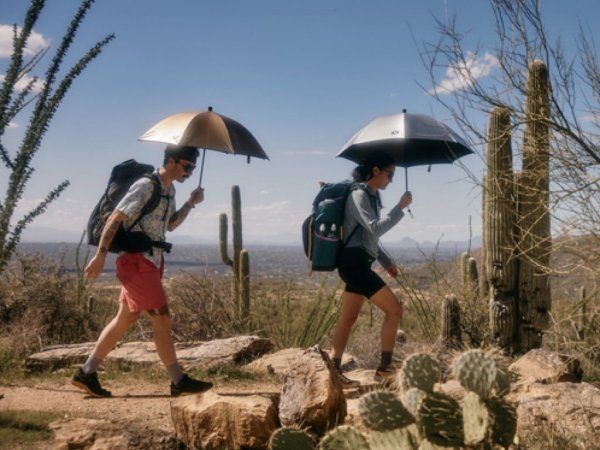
left=198, top=148, right=207, bottom=187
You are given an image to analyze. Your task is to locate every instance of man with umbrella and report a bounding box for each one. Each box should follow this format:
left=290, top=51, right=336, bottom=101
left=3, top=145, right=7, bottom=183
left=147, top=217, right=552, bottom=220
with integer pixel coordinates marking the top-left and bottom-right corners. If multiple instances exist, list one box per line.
left=70, top=145, right=213, bottom=398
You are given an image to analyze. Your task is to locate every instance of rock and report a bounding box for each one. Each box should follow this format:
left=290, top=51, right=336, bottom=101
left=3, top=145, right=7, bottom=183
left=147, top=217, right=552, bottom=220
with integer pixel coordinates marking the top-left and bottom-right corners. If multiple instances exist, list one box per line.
left=509, top=381, right=600, bottom=449
left=509, top=348, right=583, bottom=384
left=247, top=347, right=358, bottom=376
left=25, top=335, right=273, bottom=372
left=49, top=418, right=178, bottom=450
left=278, top=346, right=346, bottom=436
left=170, top=391, right=279, bottom=450
left=25, top=342, right=95, bottom=371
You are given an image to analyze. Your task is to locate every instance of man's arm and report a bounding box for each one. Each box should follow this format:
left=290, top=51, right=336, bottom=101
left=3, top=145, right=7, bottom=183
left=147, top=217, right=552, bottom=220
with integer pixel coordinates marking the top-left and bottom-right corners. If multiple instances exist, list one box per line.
left=168, top=187, right=204, bottom=231
left=84, top=210, right=128, bottom=281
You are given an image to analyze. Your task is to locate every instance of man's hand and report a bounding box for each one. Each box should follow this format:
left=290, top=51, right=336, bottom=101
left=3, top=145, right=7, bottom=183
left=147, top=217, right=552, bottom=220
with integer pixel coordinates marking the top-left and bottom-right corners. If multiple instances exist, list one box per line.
left=84, top=252, right=107, bottom=281
left=188, top=187, right=204, bottom=207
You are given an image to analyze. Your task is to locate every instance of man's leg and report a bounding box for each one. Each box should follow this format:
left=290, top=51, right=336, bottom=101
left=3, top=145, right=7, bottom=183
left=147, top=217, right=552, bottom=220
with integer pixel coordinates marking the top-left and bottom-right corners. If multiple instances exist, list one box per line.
left=146, top=306, right=213, bottom=396
left=71, top=301, right=140, bottom=397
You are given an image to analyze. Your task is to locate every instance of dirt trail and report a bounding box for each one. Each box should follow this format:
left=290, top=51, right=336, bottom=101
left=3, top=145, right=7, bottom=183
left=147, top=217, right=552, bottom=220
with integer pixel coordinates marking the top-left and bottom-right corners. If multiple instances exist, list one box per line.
left=0, top=377, right=281, bottom=433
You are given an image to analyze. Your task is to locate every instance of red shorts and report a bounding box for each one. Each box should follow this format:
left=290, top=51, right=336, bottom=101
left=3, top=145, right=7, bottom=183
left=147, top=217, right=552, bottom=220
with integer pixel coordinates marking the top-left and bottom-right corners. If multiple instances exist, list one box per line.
left=116, top=253, right=167, bottom=312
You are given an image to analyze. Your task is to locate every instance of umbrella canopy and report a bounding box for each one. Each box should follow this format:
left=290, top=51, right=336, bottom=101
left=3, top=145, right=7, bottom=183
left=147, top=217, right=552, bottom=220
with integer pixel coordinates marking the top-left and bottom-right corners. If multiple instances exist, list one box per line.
left=337, top=112, right=474, bottom=190
left=139, top=107, right=268, bottom=186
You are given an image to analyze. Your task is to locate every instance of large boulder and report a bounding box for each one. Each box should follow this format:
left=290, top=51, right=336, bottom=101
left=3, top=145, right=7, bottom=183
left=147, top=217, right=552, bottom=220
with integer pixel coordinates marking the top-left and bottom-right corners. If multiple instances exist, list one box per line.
left=278, top=346, right=346, bottom=436
left=25, top=335, right=272, bottom=371
left=509, top=381, right=600, bottom=448
left=509, top=348, right=583, bottom=384
left=246, top=347, right=358, bottom=376
left=170, top=391, right=279, bottom=450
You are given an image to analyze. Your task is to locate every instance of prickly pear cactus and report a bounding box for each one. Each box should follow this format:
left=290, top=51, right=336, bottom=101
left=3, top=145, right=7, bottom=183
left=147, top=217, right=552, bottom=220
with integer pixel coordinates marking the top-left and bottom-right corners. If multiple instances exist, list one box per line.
left=452, top=349, right=497, bottom=399
left=369, top=426, right=420, bottom=450
left=462, top=391, right=490, bottom=446
left=358, top=391, right=414, bottom=431
left=487, top=397, right=518, bottom=448
left=401, top=388, right=427, bottom=420
left=418, top=392, right=464, bottom=447
left=318, top=425, right=370, bottom=450
left=400, top=353, right=440, bottom=393
left=269, top=427, right=314, bottom=450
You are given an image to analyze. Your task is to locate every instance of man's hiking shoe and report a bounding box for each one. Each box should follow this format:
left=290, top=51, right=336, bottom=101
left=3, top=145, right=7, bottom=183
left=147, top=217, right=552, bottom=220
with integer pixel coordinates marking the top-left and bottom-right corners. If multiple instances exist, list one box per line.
left=336, top=371, right=360, bottom=388
left=171, top=374, right=213, bottom=397
left=70, top=368, right=112, bottom=398
left=374, top=366, right=397, bottom=383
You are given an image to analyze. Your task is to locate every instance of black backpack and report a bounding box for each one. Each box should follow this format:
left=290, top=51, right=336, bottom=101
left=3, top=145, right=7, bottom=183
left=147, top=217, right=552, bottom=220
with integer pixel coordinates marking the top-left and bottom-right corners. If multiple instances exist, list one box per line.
left=87, top=159, right=171, bottom=254
left=302, top=180, right=361, bottom=271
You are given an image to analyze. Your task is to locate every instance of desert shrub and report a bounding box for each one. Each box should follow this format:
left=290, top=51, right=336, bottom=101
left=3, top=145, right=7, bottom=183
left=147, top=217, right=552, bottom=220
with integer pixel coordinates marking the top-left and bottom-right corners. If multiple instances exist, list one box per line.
left=0, top=253, right=100, bottom=371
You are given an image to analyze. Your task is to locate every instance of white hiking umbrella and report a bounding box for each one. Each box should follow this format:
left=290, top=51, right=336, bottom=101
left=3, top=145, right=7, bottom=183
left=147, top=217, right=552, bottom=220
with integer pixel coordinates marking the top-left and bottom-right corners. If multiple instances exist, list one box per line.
left=139, top=107, right=269, bottom=186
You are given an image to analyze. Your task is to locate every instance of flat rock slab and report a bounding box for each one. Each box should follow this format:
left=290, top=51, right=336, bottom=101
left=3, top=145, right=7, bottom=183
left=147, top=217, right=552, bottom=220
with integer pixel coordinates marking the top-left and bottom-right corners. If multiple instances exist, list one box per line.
left=246, top=347, right=359, bottom=376
left=171, top=391, right=279, bottom=450
left=49, top=418, right=178, bottom=450
left=25, top=335, right=273, bottom=371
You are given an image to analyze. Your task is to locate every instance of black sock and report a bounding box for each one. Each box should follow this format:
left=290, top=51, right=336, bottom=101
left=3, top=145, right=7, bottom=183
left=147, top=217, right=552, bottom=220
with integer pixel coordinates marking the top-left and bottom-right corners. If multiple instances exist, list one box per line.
left=380, top=351, right=393, bottom=369
left=332, top=357, right=342, bottom=371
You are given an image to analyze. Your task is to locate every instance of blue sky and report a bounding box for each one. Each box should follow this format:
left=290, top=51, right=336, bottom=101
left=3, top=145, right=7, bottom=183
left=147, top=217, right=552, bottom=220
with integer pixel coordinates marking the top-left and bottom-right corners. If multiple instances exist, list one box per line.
left=1, top=0, right=598, bottom=246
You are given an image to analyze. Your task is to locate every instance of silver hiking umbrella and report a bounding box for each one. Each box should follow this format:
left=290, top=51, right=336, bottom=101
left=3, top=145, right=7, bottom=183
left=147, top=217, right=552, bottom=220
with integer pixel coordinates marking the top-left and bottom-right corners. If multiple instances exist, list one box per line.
left=138, top=106, right=269, bottom=187
left=336, top=111, right=474, bottom=192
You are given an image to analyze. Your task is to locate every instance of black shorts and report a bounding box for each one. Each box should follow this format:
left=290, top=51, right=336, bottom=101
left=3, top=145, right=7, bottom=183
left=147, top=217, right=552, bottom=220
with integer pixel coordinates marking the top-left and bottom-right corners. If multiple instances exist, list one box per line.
left=337, top=247, right=386, bottom=298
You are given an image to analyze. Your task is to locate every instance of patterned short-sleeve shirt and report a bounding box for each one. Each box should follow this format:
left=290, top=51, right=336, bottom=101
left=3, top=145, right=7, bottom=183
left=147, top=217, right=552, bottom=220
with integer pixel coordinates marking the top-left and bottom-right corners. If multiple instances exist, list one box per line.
left=115, top=170, right=176, bottom=266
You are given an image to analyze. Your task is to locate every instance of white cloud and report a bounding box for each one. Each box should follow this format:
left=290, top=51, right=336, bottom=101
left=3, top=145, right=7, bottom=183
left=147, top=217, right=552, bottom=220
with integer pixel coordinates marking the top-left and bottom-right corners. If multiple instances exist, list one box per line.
left=0, top=72, right=44, bottom=93
left=429, top=51, right=498, bottom=95
left=0, top=24, right=50, bottom=58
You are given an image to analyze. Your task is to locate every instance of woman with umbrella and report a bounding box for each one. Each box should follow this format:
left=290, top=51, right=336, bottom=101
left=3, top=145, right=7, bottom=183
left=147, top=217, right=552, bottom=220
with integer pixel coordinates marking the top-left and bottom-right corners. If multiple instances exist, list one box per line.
left=330, top=151, right=412, bottom=386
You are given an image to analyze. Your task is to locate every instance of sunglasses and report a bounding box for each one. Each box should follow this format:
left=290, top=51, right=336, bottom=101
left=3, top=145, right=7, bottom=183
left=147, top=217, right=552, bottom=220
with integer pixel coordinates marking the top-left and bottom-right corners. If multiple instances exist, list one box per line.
left=382, top=168, right=395, bottom=181
left=175, top=159, right=196, bottom=173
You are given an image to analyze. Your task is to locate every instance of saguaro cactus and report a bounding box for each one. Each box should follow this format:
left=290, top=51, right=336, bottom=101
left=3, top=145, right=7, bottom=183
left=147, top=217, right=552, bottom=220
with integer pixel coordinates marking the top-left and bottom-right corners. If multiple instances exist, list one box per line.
left=439, top=294, right=462, bottom=350
left=484, top=106, right=518, bottom=352
left=219, top=185, right=250, bottom=315
left=517, top=59, right=552, bottom=351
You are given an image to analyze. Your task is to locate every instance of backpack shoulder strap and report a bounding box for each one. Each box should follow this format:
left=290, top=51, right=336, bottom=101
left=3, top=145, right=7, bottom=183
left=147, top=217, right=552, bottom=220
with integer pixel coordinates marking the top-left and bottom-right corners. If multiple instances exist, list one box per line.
left=126, top=173, right=163, bottom=232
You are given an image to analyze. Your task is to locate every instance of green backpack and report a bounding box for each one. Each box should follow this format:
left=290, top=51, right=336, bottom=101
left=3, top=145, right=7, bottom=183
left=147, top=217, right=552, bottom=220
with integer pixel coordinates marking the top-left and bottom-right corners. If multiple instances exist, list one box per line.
left=302, top=180, right=361, bottom=271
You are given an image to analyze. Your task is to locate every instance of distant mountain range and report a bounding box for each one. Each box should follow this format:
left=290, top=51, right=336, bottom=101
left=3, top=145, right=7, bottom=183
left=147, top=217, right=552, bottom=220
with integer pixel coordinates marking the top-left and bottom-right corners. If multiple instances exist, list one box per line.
left=20, top=226, right=482, bottom=251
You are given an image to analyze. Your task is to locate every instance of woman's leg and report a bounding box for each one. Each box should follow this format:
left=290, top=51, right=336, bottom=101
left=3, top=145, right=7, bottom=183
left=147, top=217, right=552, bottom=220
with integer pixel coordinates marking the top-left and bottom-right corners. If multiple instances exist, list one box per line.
left=369, top=286, right=403, bottom=354
left=331, top=292, right=365, bottom=359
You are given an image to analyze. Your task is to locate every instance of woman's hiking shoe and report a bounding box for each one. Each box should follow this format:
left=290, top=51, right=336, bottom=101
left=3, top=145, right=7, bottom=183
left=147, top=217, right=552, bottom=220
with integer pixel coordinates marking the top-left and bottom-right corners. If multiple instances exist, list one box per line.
left=374, top=366, right=397, bottom=383
left=336, top=370, right=360, bottom=388
left=171, top=374, right=213, bottom=397
left=70, top=368, right=112, bottom=398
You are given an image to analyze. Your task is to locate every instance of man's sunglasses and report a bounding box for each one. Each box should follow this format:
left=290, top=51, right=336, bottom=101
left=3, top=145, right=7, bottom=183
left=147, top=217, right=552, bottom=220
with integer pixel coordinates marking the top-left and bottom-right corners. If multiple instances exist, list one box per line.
left=175, top=159, right=196, bottom=173
left=382, top=168, right=395, bottom=181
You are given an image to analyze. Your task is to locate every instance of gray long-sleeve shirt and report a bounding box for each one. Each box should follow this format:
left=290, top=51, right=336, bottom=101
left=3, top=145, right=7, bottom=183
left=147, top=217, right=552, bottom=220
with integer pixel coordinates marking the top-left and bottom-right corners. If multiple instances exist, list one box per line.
left=343, top=184, right=404, bottom=268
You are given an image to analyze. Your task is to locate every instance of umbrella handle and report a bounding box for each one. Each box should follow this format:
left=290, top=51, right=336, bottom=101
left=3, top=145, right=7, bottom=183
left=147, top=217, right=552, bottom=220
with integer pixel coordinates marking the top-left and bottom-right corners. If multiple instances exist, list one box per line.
left=198, top=148, right=206, bottom=188
left=404, top=167, right=413, bottom=218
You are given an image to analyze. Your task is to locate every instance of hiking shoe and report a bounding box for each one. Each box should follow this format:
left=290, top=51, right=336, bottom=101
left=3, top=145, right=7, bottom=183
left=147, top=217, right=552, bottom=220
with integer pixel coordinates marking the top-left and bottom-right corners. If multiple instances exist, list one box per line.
left=336, top=371, right=360, bottom=388
left=70, top=368, right=112, bottom=398
left=374, top=366, right=397, bottom=383
left=171, top=374, right=213, bottom=397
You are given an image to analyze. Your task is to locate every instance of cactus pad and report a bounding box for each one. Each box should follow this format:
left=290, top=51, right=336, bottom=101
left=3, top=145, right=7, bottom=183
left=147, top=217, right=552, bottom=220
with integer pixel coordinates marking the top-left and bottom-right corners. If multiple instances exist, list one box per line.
left=269, top=427, right=314, bottom=450
left=369, top=427, right=420, bottom=450
left=487, top=398, right=517, bottom=447
left=462, top=391, right=490, bottom=446
left=318, top=425, right=369, bottom=450
left=452, top=349, right=497, bottom=399
left=400, top=353, right=440, bottom=393
left=358, top=391, right=414, bottom=431
left=419, top=392, right=464, bottom=447
left=401, top=388, right=427, bottom=419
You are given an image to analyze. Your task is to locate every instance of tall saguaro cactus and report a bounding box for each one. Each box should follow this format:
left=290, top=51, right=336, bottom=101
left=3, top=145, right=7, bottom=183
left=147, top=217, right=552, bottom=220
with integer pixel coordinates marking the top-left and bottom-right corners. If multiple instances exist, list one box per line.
left=219, top=185, right=250, bottom=316
left=482, top=60, right=552, bottom=353
left=484, top=106, right=518, bottom=352
left=516, top=60, right=552, bottom=351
